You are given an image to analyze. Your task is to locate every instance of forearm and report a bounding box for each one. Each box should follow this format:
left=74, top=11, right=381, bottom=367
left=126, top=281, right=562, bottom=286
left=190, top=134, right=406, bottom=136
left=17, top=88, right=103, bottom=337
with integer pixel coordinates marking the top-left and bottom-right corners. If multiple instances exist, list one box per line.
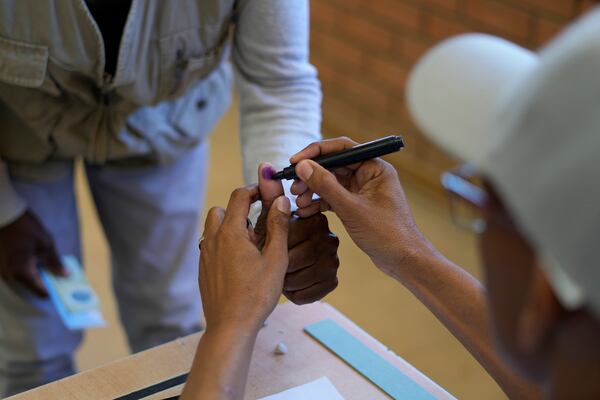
left=385, top=243, right=541, bottom=400
left=181, top=325, right=259, bottom=400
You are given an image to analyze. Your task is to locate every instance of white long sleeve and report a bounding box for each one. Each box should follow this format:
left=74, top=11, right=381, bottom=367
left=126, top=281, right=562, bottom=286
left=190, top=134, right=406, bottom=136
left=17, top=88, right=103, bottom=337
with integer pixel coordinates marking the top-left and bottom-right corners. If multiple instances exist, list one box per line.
left=233, top=0, right=322, bottom=185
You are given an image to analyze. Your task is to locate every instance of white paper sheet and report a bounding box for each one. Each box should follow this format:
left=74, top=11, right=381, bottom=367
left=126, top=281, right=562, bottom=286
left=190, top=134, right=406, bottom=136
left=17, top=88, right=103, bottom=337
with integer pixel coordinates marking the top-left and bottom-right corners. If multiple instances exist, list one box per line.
left=258, top=377, right=345, bottom=400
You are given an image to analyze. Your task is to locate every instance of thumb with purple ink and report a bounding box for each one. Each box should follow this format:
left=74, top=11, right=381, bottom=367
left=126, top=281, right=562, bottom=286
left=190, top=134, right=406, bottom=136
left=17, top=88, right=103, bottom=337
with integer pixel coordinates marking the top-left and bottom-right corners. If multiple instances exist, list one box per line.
left=253, top=162, right=285, bottom=248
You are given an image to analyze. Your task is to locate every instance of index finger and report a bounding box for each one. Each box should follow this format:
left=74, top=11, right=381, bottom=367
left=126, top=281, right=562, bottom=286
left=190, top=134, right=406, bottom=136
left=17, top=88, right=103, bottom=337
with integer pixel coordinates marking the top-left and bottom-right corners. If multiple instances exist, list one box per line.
left=290, top=137, right=358, bottom=164
left=221, top=185, right=260, bottom=231
left=202, top=207, right=225, bottom=240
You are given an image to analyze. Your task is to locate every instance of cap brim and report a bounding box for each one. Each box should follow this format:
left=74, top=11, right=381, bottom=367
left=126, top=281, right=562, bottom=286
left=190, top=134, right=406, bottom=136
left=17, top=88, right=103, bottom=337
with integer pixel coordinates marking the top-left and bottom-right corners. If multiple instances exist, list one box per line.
left=406, top=34, right=538, bottom=166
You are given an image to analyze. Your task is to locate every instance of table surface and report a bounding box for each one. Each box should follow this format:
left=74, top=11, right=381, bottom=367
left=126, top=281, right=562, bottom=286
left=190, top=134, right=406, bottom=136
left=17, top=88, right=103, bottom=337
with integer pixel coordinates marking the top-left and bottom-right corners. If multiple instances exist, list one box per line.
left=10, top=302, right=456, bottom=400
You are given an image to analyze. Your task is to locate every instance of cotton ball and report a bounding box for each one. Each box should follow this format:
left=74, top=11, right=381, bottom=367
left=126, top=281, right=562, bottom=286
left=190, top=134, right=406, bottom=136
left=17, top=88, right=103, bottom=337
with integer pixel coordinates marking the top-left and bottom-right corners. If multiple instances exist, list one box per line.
left=274, top=342, right=288, bottom=355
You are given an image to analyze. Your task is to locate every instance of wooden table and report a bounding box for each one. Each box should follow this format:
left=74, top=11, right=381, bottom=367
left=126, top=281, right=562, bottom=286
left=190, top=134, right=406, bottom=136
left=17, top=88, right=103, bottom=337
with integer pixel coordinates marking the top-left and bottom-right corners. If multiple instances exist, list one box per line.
left=10, top=302, right=455, bottom=399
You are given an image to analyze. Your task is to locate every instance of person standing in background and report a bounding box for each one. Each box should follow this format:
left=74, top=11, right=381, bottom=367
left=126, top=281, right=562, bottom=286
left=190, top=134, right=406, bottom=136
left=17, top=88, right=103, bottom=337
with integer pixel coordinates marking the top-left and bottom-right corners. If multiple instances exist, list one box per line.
left=0, top=1, right=340, bottom=396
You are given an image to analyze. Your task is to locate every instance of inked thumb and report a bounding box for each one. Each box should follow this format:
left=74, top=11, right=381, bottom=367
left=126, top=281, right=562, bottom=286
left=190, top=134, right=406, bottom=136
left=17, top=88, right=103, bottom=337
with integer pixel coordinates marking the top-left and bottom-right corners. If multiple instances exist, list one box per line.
left=254, top=162, right=285, bottom=245
left=295, top=160, right=353, bottom=212
left=262, top=196, right=290, bottom=264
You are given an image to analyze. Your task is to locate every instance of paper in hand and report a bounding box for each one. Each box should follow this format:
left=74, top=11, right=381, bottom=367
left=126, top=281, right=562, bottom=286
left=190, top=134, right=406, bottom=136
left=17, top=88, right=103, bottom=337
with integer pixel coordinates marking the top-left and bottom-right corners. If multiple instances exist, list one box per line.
left=40, top=255, right=106, bottom=330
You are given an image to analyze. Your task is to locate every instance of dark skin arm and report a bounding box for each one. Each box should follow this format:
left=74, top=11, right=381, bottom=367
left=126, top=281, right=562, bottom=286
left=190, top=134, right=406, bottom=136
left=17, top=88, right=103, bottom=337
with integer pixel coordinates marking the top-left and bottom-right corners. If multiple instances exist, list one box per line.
left=290, top=137, right=541, bottom=400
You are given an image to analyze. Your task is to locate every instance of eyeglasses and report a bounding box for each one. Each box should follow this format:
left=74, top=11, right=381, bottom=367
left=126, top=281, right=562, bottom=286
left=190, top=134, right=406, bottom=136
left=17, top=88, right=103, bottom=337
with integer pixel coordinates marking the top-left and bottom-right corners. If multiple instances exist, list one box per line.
left=441, top=164, right=488, bottom=234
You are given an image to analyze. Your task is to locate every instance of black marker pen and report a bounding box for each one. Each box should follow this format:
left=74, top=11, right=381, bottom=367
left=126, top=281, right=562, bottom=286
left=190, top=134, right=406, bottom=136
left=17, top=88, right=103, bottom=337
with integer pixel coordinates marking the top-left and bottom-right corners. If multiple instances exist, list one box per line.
left=272, top=135, right=404, bottom=181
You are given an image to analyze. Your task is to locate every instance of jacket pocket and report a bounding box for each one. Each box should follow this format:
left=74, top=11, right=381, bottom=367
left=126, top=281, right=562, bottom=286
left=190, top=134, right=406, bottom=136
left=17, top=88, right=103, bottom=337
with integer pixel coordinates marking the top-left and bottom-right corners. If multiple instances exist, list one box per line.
left=168, top=61, right=233, bottom=140
left=0, top=36, right=48, bottom=88
left=158, top=25, right=230, bottom=100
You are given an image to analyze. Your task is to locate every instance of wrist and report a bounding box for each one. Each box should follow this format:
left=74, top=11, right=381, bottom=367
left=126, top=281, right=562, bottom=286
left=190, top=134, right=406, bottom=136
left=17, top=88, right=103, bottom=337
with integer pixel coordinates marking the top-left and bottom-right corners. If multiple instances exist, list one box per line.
left=206, top=317, right=262, bottom=339
left=376, top=232, right=441, bottom=281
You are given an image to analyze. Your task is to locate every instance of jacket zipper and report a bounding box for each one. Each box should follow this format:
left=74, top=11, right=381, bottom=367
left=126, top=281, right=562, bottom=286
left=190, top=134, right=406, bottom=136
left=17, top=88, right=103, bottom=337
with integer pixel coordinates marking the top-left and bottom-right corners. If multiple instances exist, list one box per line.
left=77, top=0, right=135, bottom=103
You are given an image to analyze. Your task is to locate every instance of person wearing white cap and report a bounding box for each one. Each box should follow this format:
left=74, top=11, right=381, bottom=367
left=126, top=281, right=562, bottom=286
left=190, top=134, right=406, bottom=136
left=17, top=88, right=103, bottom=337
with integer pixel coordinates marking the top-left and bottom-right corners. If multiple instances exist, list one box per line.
left=175, top=6, right=600, bottom=400
left=287, top=8, right=600, bottom=400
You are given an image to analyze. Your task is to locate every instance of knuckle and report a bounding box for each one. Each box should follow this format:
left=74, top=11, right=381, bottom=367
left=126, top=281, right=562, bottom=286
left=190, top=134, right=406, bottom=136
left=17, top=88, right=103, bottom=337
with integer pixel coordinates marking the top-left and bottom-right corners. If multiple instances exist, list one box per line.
left=315, top=213, right=329, bottom=230
left=339, top=136, right=357, bottom=147
left=207, top=206, right=222, bottom=217
left=329, top=278, right=339, bottom=292
left=381, top=160, right=398, bottom=176
left=325, top=254, right=340, bottom=270
left=231, top=187, right=247, bottom=200
left=288, top=293, right=309, bottom=306
left=283, top=290, right=298, bottom=304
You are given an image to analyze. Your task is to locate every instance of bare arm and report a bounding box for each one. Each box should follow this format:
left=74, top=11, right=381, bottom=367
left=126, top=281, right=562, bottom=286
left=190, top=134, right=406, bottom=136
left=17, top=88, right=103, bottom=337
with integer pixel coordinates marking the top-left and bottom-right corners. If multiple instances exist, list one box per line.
left=180, top=186, right=291, bottom=400
left=181, top=326, right=258, bottom=400
left=389, top=245, right=540, bottom=400
left=290, top=137, right=541, bottom=400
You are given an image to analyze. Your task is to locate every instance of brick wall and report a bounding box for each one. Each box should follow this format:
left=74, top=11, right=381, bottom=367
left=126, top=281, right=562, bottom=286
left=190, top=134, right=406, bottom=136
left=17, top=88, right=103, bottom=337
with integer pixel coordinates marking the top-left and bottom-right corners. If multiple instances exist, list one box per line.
left=310, top=0, right=599, bottom=189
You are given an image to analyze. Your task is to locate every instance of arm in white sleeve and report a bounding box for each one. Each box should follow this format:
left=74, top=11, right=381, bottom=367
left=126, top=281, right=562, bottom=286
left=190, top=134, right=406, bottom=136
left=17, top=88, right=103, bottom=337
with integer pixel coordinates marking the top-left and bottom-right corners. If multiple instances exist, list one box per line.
left=233, top=0, right=322, bottom=188
left=0, top=160, right=27, bottom=226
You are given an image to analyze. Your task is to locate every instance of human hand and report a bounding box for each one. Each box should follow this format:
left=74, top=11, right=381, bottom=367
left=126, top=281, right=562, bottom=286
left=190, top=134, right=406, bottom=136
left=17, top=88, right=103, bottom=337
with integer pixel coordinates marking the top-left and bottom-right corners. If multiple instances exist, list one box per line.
left=289, top=137, right=431, bottom=276
left=199, top=185, right=291, bottom=333
left=0, top=210, right=66, bottom=296
left=253, top=163, right=340, bottom=305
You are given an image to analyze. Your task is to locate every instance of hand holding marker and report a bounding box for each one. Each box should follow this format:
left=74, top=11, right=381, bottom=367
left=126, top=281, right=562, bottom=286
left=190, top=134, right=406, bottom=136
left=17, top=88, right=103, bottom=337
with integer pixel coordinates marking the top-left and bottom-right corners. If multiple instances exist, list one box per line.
left=272, top=135, right=405, bottom=181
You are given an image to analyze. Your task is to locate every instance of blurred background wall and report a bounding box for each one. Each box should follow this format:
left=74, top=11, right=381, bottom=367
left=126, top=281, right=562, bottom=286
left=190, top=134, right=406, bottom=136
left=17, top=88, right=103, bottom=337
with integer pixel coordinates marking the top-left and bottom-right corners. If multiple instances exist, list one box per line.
left=310, top=0, right=598, bottom=189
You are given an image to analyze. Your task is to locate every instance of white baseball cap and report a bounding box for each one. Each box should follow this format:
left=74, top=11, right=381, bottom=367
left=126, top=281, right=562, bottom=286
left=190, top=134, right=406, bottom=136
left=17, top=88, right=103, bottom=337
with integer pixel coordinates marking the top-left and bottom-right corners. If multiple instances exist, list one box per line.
left=406, top=7, right=600, bottom=318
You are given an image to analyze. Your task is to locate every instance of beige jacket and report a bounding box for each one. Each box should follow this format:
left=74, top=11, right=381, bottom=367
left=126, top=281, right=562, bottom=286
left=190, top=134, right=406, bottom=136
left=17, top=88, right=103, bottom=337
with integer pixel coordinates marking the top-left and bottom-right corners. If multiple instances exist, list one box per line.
left=0, top=0, right=322, bottom=225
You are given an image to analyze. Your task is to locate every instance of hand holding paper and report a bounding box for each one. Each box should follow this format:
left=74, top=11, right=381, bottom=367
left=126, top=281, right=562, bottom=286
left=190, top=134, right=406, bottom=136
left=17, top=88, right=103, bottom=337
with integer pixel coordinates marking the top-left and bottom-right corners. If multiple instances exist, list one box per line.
left=40, top=255, right=105, bottom=330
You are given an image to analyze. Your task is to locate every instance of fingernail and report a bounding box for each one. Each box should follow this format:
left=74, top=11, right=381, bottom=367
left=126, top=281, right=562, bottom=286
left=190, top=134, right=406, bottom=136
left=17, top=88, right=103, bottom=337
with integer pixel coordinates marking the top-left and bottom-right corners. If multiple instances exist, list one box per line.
left=296, top=161, right=314, bottom=181
left=261, top=163, right=275, bottom=180
left=276, top=196, right=291, bottom=214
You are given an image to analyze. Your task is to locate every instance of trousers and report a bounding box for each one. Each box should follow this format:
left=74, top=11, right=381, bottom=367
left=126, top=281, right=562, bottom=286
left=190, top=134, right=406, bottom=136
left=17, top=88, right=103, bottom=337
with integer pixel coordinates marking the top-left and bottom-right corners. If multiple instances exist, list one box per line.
left=0, top=142, right=208, bottom=397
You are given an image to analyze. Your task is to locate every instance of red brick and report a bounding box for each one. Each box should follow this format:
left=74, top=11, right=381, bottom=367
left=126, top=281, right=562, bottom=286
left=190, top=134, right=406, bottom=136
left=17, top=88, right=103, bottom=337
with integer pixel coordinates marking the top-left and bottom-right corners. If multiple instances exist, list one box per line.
left=533, top=18, right=565, bottom=47
left=311, top=0, right=590, bottom=191
left=324, top=0, right=360, bottom=12
left=322, top=96, right=366, bottom=137
left=311, top=57, right=337, bottom=84
left=366, top=56, right=408, bottom=93
left=311, top=30, right=363, bottom=71
left=465, top=0, right=533, bottom=41
left=425, top=14, right=470, bottom=40
left=400, top=36, right=432, bottom=63
left=338, top=12, right=394, bottom=51
left=360, top=113, right=402, bottom=135
left=521, top=0, right=575, bottom=18
left=366, top=0, right=423, bottom=33
left=337, top=74, right=390, bottom=112
left=310, top=1, right=342, bottom=34
left=420, top=0, right=460, bottom=13
left=577, top=0, right=600, bottom=14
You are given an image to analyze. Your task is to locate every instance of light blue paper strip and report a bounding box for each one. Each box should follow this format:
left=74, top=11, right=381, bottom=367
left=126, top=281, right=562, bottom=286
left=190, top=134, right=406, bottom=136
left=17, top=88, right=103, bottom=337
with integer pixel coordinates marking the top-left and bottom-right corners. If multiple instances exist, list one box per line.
left=40, top=255, right=105, bottom=330
left=304, top=319, right=437, bottom=400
